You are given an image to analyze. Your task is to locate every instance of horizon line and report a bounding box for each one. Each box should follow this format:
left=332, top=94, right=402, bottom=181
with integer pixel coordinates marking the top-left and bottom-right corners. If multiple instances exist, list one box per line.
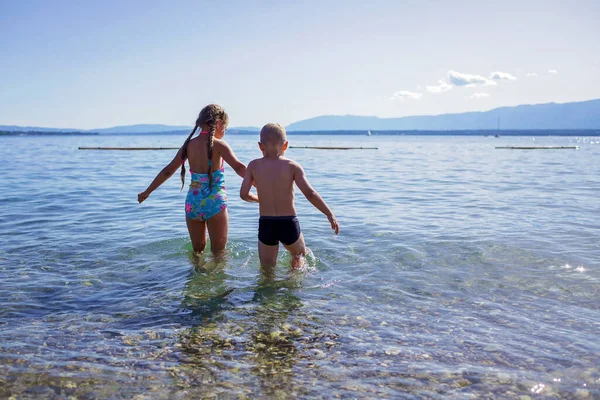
left=2, top=97, right=599, bottom=131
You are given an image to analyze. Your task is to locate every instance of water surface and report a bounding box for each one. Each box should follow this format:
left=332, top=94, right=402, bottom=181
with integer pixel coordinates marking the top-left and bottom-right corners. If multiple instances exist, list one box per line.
left=0, top=134, right=598, bottom=398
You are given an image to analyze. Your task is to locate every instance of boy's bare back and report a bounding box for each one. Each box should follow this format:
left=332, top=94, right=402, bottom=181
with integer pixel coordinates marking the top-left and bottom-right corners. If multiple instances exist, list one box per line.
left=247, top=157, right=302, bottom=217
left=240, top=123, right=338, bottom=233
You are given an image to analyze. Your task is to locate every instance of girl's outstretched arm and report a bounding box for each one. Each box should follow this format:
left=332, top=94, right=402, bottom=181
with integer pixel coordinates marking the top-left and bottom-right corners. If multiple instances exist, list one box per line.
left=215, top=140, right=247, bottom=178
left=240, top=161, right=259, bottom=203
left=138, top=147, right=184, bottom=203
left=293, top=162, right=339, bottom=234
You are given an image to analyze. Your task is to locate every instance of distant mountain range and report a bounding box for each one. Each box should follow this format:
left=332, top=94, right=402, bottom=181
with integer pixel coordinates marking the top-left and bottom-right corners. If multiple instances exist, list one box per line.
left=2, top=99, right=599, bottom=134
left=0, top=123, right=260, bottom=134
left=287, top=99, right=600, bottom=131
left=93, top=124, right=193, bottom=134
left=0, top=124, right=195, bottom=133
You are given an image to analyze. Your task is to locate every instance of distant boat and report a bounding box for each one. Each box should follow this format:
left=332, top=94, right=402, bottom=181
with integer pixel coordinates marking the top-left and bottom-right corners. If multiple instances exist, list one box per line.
left=367, top=130, right=371, bottom=136
left=495, top=116, right=500, bottom=138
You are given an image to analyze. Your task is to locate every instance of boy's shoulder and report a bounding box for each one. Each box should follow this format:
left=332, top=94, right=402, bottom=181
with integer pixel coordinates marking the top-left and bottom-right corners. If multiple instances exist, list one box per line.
left=280, top=157, right=304, bottom=170
left=248, top=158, right=262, bottom=167
left=250, top=157, right=300, bottom=167
left=277, top=156, right=299, bottom=165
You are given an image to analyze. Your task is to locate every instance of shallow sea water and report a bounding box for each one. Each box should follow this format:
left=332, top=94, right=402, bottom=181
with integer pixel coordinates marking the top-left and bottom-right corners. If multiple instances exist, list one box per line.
left=0, top=134, right=599, bottom=399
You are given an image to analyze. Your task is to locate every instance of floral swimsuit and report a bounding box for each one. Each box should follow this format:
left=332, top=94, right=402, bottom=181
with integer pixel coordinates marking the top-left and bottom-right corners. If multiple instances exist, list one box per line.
left=185, top=161, right=227, bottom=221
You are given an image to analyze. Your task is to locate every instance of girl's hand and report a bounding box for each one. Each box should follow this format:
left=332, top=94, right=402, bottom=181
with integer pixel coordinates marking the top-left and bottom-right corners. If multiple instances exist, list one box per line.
left=328, top=214, right=339, bottom=235
left=138, top=191, right=150, bottom=203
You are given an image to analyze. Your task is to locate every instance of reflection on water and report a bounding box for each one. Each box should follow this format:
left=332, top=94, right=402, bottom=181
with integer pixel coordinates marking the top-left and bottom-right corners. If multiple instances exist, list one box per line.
left=0, top=135, right=599, bottom=398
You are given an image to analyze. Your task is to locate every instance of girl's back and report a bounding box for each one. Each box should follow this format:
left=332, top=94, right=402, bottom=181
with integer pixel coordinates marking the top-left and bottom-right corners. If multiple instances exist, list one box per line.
left=186, top=135, right=223, bottom=173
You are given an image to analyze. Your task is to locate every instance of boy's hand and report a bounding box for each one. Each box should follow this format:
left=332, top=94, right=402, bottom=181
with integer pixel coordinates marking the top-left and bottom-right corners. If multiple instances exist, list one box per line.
left=138, top=191, right=150, bottom=203
left=328, top=214, right=339, bottom=234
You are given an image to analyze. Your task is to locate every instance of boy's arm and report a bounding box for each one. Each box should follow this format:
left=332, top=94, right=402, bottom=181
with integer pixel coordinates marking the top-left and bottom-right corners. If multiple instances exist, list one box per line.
left=138, top=147, right=184, bottom=203
left=294, top=163, right=339, bottom=234
left=240, top=161, right=259, bottom=203
left=215, top=140, right=246, bottom=178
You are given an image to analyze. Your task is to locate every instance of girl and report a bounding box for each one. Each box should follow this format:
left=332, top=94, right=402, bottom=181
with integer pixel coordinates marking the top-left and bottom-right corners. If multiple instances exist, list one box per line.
left=138, top=104, right=257, bottom=255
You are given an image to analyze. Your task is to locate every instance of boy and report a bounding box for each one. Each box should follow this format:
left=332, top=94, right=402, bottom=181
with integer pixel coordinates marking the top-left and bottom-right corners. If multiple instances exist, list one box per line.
left=240, top=123, right=339, bottom=268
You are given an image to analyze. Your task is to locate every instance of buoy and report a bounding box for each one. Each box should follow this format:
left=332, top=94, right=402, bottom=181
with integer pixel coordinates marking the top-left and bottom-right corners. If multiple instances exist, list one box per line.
left=495, top=146, right=579, bottom=150
left=78, top=147, right=180, bottom=150
left=289, top=146, right=378, bottom=150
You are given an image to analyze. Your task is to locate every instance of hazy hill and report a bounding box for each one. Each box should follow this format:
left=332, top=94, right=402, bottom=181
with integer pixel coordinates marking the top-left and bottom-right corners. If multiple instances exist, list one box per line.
left=0, top=125, right=81, bottom=132
left=0, top=124, right=259, bottom=133
left=286, top=99, right=600, bottom=131
left=92, top=124, right=192, bottom=133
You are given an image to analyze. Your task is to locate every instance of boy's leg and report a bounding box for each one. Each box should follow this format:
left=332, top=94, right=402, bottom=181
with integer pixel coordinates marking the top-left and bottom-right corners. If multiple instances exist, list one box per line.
left=282, top=233, right=306, bottom=270
left=206, top=208, right=228, bottom=256
left=258, top=241, right=279, bottom=267
left=186, top=217, right=207, bottom=253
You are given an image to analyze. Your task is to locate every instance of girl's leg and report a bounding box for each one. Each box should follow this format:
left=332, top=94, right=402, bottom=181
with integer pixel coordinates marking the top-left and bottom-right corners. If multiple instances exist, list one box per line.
left=186, top=217, right=207, bottom=252
left=258, top=240, right=279, bottom=267
left=206, top=208, right=228, bottom=256
left=282, top=233, right=307, bottom=270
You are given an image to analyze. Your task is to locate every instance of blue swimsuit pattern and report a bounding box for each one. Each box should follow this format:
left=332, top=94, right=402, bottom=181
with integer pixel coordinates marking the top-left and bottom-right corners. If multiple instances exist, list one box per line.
left=185, top=163, right=227, bottom=221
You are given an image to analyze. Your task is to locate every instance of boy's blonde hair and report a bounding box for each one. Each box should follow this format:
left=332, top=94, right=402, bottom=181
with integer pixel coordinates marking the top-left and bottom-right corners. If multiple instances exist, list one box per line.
left=260, top=123, right=287, bottom=145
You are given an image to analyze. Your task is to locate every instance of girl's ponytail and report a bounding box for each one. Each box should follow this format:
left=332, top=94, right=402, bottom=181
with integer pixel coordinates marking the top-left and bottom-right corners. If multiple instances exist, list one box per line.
left=180, top=125, right=198, bottom=190
left=207, top=119, right=216, bottom=189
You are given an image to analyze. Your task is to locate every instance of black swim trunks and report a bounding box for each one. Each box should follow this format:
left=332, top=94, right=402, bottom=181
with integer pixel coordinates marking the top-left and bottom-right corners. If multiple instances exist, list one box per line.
left=258, top=216, right=301, bottom=246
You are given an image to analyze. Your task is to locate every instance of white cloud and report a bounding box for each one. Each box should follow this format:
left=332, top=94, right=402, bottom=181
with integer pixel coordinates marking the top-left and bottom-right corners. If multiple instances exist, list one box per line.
left=548, top=69, right=558, bottom=74
left=426, top=80, right=452, bottom=94
left=469, top=92, right=490, bottom=99
left=490, top=71, right=517, bottom=81
left=526, top=72, right=538, bottom=77
left=391, top=90, right=423, bottom=100
left=448, top=70, right=497, bottom=87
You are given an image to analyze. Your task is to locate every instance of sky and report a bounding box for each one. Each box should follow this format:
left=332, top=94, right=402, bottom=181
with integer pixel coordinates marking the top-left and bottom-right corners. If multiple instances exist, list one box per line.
left=1, top=0, right=599, bottom=129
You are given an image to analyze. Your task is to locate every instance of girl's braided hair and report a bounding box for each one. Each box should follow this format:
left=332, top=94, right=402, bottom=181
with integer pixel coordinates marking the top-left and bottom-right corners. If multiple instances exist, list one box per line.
left=179, top=104, right=229, bottom=190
